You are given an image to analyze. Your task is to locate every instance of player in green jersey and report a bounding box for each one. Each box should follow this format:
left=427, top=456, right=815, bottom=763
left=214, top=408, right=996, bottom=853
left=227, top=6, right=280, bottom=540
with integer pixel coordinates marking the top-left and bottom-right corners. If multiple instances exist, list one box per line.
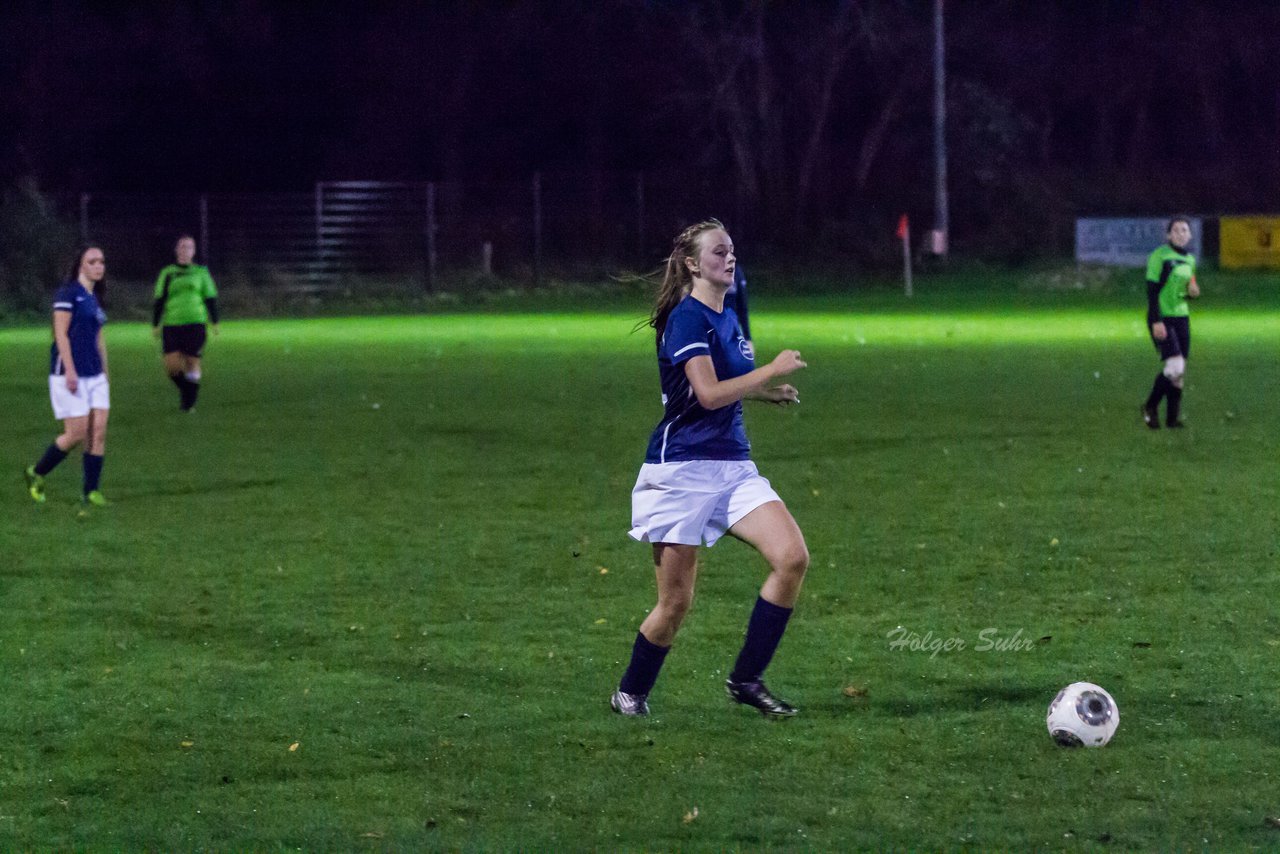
left=152, top=235, right=220, bottom=411
left=1141, top=217, right=1200, bottom=429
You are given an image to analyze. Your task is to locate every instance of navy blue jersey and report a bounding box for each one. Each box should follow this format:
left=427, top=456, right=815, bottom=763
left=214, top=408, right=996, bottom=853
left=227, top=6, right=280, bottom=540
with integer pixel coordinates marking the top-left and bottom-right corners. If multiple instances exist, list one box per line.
left=644, top=295, right=755, bottom=463
left=49, top=283, right=106, bottom=376
left=726, top=266, right=751, bottom=340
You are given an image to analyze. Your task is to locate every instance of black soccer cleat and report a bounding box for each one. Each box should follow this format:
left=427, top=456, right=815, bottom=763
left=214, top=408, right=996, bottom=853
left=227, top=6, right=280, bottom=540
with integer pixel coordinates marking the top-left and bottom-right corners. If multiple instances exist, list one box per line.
left=725, top=679, right=797, bottom=718
left=1141, top=404, right=1160, bottom=430
left=609, top=689, right=650, bottom=717
left=1166, top=418, right=1185, bottom=429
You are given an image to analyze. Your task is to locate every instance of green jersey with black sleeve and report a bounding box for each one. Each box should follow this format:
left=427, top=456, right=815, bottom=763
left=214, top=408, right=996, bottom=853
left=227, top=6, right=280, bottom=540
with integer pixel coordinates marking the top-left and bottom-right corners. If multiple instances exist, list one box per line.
left=153, top=264, right=220, bottom=327
left=1145, top=243, right=1195, bottom=325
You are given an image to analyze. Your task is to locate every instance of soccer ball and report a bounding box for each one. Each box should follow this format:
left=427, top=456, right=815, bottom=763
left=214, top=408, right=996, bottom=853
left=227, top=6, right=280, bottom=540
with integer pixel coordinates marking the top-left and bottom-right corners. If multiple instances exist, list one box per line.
left=1046, top=682, right=1119, bottom=747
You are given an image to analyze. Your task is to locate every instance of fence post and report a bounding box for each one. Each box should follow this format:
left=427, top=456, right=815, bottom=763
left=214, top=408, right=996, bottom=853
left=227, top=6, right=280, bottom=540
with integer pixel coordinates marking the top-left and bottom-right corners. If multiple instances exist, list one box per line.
left=532, top=172, right=542, bottom=287
left=313, top=182, right=324, bottom=285
left=79, top=193, right=90, bottom=242
left=425, top=182, right=437, bottom=292
left=199, top=194, right=210, bottom=264
left=635, top=171, right=645, bottom=263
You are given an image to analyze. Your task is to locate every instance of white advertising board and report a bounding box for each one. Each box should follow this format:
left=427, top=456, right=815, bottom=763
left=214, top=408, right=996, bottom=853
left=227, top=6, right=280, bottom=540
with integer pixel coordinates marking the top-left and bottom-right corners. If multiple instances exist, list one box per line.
left=1075, top=217, right=1204, bottom=267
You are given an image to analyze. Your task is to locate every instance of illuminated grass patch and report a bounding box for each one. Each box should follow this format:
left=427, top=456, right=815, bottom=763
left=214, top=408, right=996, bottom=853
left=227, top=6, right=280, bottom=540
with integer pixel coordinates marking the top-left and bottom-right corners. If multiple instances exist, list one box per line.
left=0, top=287, right=1277, bottom=849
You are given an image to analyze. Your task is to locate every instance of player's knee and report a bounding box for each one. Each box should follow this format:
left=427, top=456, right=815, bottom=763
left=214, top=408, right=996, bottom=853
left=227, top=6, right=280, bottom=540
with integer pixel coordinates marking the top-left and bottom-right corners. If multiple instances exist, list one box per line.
left=774, top=541, right=810, bottom=579
left=659, top=590, right=695, bottom=621
left=793, top=544, right=811, bottom=577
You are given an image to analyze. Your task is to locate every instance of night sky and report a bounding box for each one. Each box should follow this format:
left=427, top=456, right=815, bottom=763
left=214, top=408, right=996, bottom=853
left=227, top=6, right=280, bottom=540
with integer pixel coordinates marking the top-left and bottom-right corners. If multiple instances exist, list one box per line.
left=3, top=1, right=1279, bottom=247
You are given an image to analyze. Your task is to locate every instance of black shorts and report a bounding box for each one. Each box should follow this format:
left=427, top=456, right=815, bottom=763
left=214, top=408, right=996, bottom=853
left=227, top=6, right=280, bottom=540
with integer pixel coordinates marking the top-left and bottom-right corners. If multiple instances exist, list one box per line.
left=1150, top=316, right=1190, bottom=361
left=162, top=323, right=207, bottom=357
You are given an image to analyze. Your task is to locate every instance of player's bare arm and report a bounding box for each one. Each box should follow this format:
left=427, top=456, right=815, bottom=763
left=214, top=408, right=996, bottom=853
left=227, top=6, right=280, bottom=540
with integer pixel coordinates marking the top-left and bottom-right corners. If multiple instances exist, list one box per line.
left=684, top=350, right=806, bottom=410
left=53, top=309, right=78, bottom=392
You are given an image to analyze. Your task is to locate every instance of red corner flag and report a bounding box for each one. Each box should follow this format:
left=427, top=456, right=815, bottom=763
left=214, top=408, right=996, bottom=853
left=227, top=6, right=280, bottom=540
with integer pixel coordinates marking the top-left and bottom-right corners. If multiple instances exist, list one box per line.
left=898, top=214, right=913, bottom=297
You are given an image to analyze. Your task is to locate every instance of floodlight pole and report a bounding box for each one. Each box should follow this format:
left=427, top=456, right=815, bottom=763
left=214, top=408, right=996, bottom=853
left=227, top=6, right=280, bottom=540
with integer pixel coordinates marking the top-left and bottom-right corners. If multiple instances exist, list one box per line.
left=902, top=217, right=913, bottom=297
left=932, top=0, right=949, bottom=259
left=425, top=182, right=437, bottom=292
left=636, top=172, right=645, bottom=263
left=199, top=194, right=210, bottom=265
left=533, top=172, right=543, bottom=287
left=79, top=193, right=90, bottom=242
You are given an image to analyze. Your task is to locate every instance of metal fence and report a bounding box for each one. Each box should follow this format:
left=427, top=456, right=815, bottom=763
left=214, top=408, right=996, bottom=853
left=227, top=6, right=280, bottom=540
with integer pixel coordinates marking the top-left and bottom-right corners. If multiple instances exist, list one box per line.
left=72, top=172, right=718, bottom=290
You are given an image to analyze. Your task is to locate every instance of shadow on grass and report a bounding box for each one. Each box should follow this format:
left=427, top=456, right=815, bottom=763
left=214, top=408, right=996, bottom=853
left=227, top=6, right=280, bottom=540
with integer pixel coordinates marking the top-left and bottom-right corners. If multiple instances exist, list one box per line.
left=805, top=683, right=1050, bottom=719
left=760, top=428, right=1065, bottom=461
left=126, top=476, right=285, bottom=498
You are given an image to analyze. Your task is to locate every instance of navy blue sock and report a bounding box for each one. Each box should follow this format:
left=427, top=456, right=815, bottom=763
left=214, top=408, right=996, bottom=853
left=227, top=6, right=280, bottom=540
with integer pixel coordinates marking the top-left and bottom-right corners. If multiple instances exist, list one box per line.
left=83, top=454, right=104, bottom=494
left=729, top=597, right=794, bottom=684
left=34, top=444, right=68, bottom=476
left=618, top=632, right=670, bottom=696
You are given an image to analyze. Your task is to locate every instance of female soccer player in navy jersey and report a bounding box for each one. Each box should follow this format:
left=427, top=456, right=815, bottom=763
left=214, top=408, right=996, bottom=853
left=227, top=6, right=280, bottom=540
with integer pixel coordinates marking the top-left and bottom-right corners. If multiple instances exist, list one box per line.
left=24, top=245, right=112, bottom=511
left=611, top=219, right=809, bottom=718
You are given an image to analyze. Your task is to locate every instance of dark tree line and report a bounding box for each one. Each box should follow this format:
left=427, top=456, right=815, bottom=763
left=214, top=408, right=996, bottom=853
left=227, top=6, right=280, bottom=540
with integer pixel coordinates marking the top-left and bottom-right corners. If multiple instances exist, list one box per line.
left=2, top=0, right=1279, bottom=260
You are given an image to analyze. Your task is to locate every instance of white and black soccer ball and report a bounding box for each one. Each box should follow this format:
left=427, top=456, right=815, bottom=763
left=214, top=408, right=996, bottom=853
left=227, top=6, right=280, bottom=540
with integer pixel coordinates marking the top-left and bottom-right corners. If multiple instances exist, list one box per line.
left=1046, top=682, right=1119, bottom=748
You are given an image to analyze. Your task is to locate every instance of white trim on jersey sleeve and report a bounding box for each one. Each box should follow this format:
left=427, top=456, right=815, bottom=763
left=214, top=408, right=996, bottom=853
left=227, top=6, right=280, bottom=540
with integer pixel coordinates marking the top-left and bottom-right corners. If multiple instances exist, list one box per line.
left=672, top=341, right=710, bottom=359
left=53, top=302, right=74, bottom=310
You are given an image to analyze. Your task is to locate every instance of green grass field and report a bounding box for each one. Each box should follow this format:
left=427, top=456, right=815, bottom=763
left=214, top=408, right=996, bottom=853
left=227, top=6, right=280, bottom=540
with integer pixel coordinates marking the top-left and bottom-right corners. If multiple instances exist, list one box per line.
left=1, top=273, right=1278, bottom=849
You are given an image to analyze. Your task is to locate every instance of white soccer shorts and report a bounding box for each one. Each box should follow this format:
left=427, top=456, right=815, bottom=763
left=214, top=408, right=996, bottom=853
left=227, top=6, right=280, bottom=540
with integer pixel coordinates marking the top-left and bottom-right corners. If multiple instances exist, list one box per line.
left=49, top=373, right=110, bottom=419
left=628, top=459, right=782, bottom=547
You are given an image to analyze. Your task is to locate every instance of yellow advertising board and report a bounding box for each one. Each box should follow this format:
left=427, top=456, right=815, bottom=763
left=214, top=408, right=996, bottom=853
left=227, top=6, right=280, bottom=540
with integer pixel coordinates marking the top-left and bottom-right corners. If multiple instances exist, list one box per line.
left=1219, top=216, right=1280, bottom=269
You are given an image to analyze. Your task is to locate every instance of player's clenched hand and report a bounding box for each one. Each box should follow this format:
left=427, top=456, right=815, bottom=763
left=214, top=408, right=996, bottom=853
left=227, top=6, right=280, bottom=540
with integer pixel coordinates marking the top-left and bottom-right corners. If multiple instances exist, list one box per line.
left=769, top=349, right=807, bottom=377
left=65, top=371, right=79, bottom=394
left=1151, top=322, right=1167, bottom=341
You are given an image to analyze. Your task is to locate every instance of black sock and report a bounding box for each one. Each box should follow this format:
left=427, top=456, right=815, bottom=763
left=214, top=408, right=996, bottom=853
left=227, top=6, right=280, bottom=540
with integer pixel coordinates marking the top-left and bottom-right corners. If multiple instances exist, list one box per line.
left=729, top=596, right=794, bottom=684
left=170, top=373, right=196, bottom=409
left=34, top=444, right=69, bottom=476
left=168, top=371, right=186, bottom=402
left=185, top=378, right=200, bottom=409
left=83, top=453, right=104, bottom=494
left=618, top=632, right=670, bottom=696
left=1166, top=386, right=1183, bottom=425
left=1145, top=373, right=1171, bottom=410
